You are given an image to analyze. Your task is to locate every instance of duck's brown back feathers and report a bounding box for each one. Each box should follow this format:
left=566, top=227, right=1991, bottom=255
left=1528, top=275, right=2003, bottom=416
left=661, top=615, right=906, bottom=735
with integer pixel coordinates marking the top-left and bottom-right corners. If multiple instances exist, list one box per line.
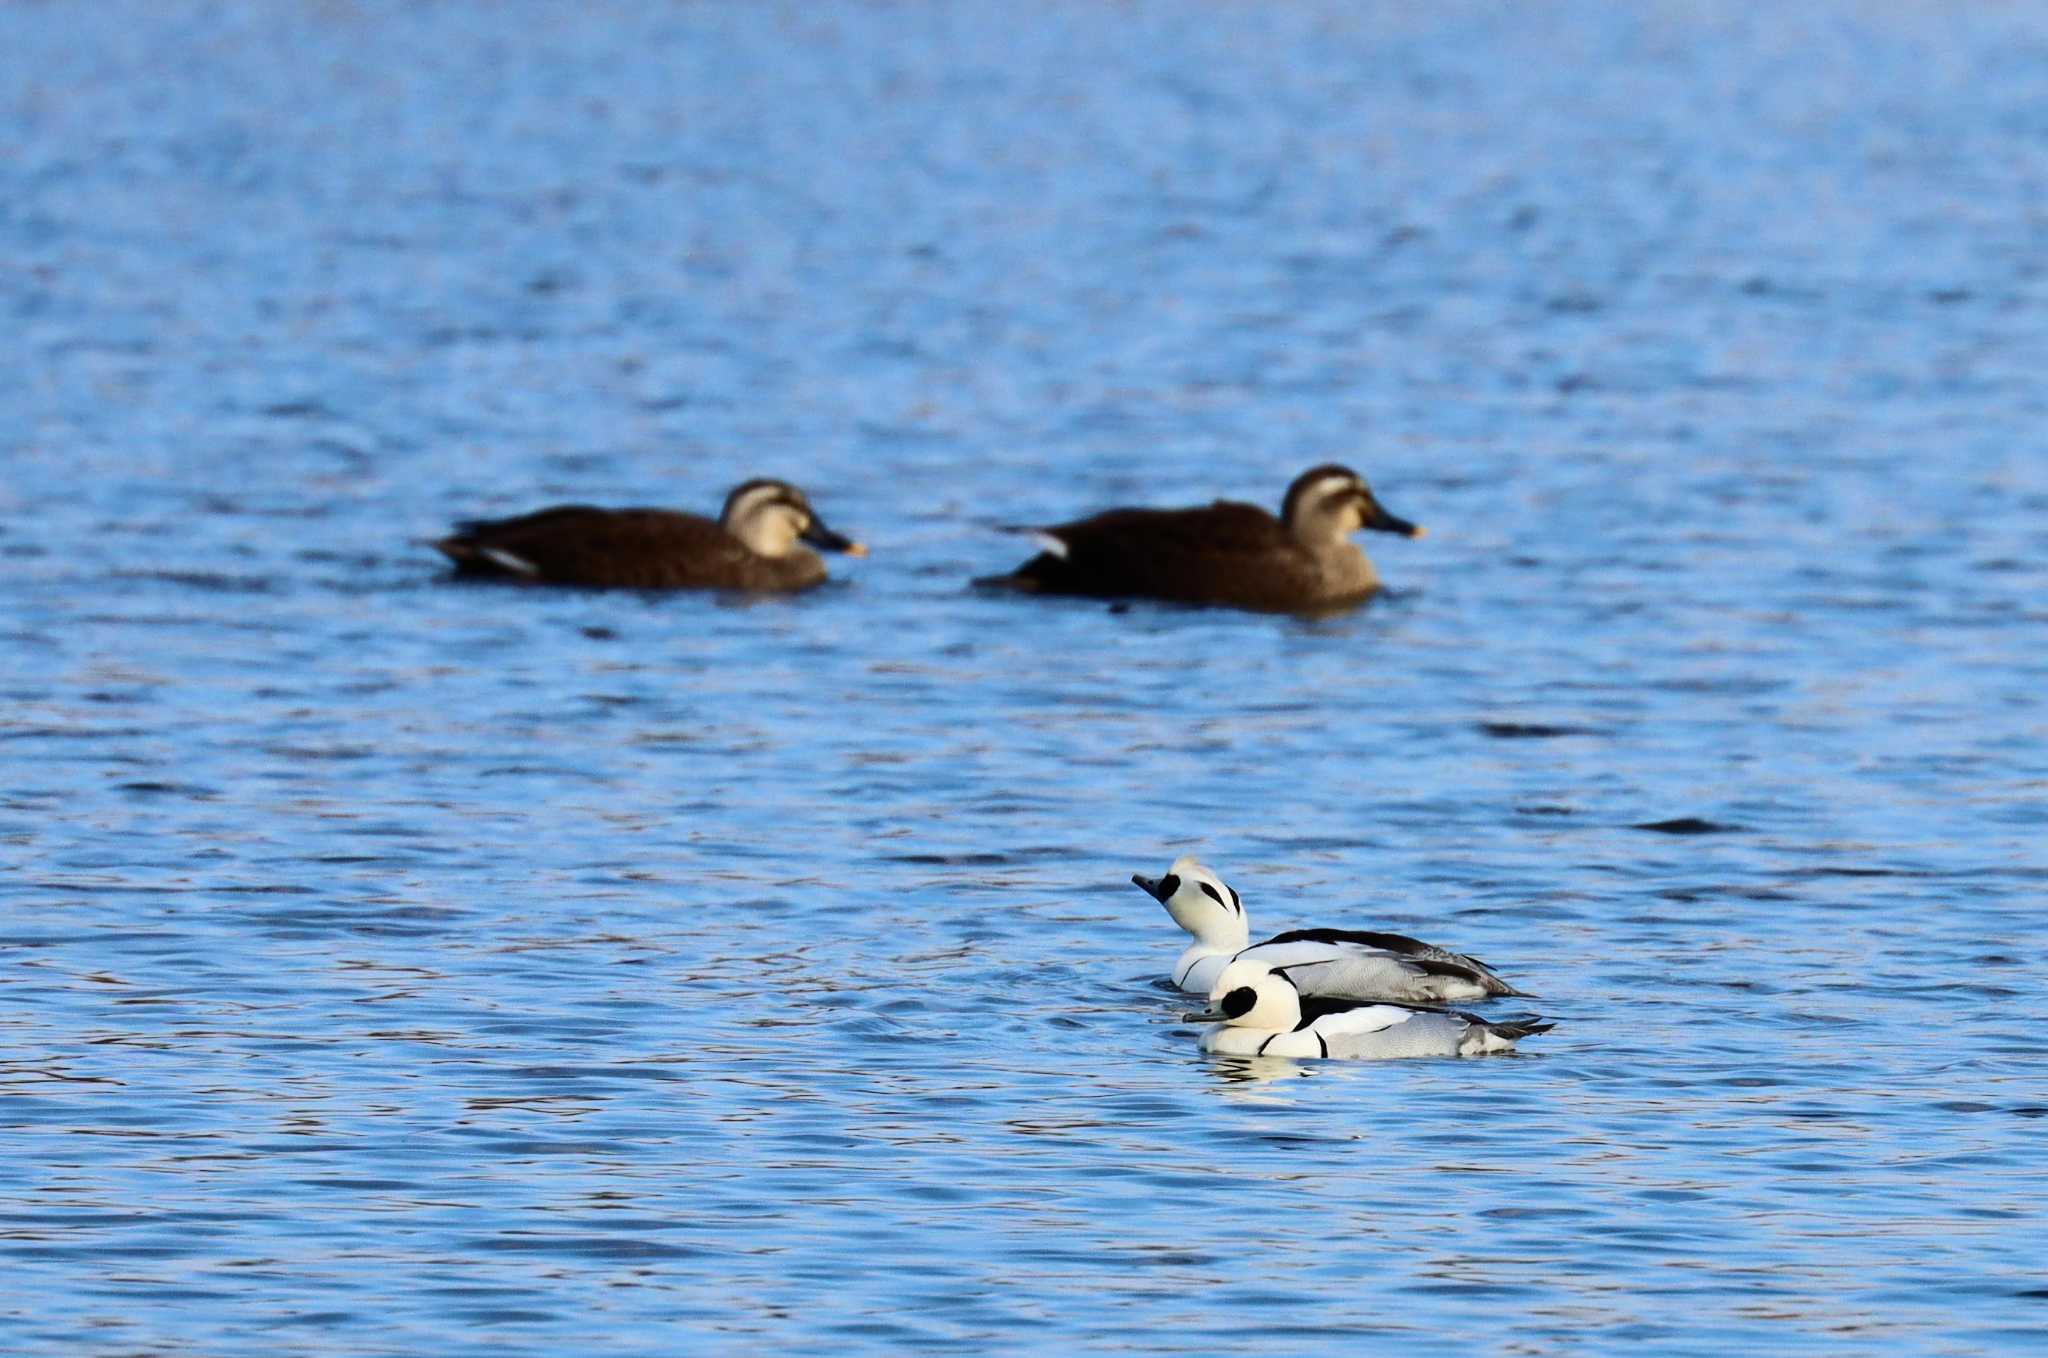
left=435, top=506, right=827, bottom=591
left=977, top=500, right=1357, bottom=612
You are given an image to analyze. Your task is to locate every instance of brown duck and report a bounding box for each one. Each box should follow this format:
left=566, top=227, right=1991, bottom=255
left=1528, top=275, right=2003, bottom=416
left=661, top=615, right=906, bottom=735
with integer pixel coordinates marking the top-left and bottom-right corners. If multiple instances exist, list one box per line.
left=975, top=464, right=1421, bottom=612
left=434, top=479, right=865, bottom=591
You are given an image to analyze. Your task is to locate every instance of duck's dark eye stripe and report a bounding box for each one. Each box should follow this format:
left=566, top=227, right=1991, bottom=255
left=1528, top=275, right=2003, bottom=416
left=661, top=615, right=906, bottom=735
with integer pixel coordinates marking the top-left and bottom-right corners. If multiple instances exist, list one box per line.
left=1223, top=986, right=1258, bottom=1019
left=1199, top=881, right=1224, bottom=906
left=1158, top=874, right=1181, bottom=899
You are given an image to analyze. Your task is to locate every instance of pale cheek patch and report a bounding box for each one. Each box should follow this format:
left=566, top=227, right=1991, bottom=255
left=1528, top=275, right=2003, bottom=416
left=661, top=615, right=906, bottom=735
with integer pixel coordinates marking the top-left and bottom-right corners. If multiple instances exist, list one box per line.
left=729, top=486, right=787, bottom=523
left=1310, top=476, right=1359, bottom=506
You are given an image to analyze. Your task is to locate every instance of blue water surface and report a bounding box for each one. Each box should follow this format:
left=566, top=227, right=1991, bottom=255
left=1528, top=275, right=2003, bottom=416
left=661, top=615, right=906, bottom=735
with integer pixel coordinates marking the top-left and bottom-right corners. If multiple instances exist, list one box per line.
left=4, top=3, right=2047, bottom=1354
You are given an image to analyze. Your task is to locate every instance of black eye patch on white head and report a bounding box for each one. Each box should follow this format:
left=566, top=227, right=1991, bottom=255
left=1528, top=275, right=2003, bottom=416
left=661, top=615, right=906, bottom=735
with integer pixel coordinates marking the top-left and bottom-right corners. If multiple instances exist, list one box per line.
left=1222, top=986, right=1258, bottom=1020
left=1157, top=873, right=1181, bottom=900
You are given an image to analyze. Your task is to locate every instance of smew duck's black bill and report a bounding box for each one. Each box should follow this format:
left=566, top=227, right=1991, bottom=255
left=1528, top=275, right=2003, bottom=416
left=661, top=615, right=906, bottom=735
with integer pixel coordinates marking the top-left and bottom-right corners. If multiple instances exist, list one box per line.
left=1130, top=873, right=1166, bottom=901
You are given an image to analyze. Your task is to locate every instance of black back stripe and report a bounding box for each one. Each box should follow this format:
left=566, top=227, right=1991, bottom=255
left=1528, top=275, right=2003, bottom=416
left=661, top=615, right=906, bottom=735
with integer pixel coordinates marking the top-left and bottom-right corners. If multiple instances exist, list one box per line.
left=1263, top=927, right=1435, bottom=953
left=1409, top=957, right=1484, bottom=981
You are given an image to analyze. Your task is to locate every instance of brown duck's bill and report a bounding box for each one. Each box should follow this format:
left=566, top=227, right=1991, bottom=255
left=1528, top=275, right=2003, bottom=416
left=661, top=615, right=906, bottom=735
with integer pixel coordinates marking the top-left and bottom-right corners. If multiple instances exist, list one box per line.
left=1364, top=502, right=1425, bottom=538
left=802, top=520, right=868, bottom=555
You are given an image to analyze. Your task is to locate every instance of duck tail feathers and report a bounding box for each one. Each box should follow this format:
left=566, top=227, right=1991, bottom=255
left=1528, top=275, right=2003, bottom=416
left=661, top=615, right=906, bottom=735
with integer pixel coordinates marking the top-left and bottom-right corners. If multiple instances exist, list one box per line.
left=993, top=525, right=1070, bottom=558
left=1462, top=958, right=1532, bottom=998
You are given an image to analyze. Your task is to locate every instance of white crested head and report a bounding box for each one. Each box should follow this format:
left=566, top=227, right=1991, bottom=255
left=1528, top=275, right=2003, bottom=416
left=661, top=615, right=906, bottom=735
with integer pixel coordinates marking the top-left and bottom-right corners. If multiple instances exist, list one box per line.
left=1208, top=958, right=1301, bottom=1031
left=1130, top=854, right=1249, bottom=950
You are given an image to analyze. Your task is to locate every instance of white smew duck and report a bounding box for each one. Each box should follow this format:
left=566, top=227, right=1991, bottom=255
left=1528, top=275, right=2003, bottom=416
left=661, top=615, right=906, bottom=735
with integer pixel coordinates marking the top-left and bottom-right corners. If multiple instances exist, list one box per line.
left=1130, top=854, right=1525, bottom=1004
left=1197, top=959, right=1553, bottom=1059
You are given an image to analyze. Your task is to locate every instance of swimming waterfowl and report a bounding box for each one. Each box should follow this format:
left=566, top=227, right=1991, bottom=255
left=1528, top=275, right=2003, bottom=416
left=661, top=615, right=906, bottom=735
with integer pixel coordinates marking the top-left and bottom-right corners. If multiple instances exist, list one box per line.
left=975, top=464, right=1421, bottom=611
left=1131, top=855, right=1524, bottom=1004
left=433, top=479, right=865, bottom=591
left=1197, top=959, right=1553, bottom=1059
